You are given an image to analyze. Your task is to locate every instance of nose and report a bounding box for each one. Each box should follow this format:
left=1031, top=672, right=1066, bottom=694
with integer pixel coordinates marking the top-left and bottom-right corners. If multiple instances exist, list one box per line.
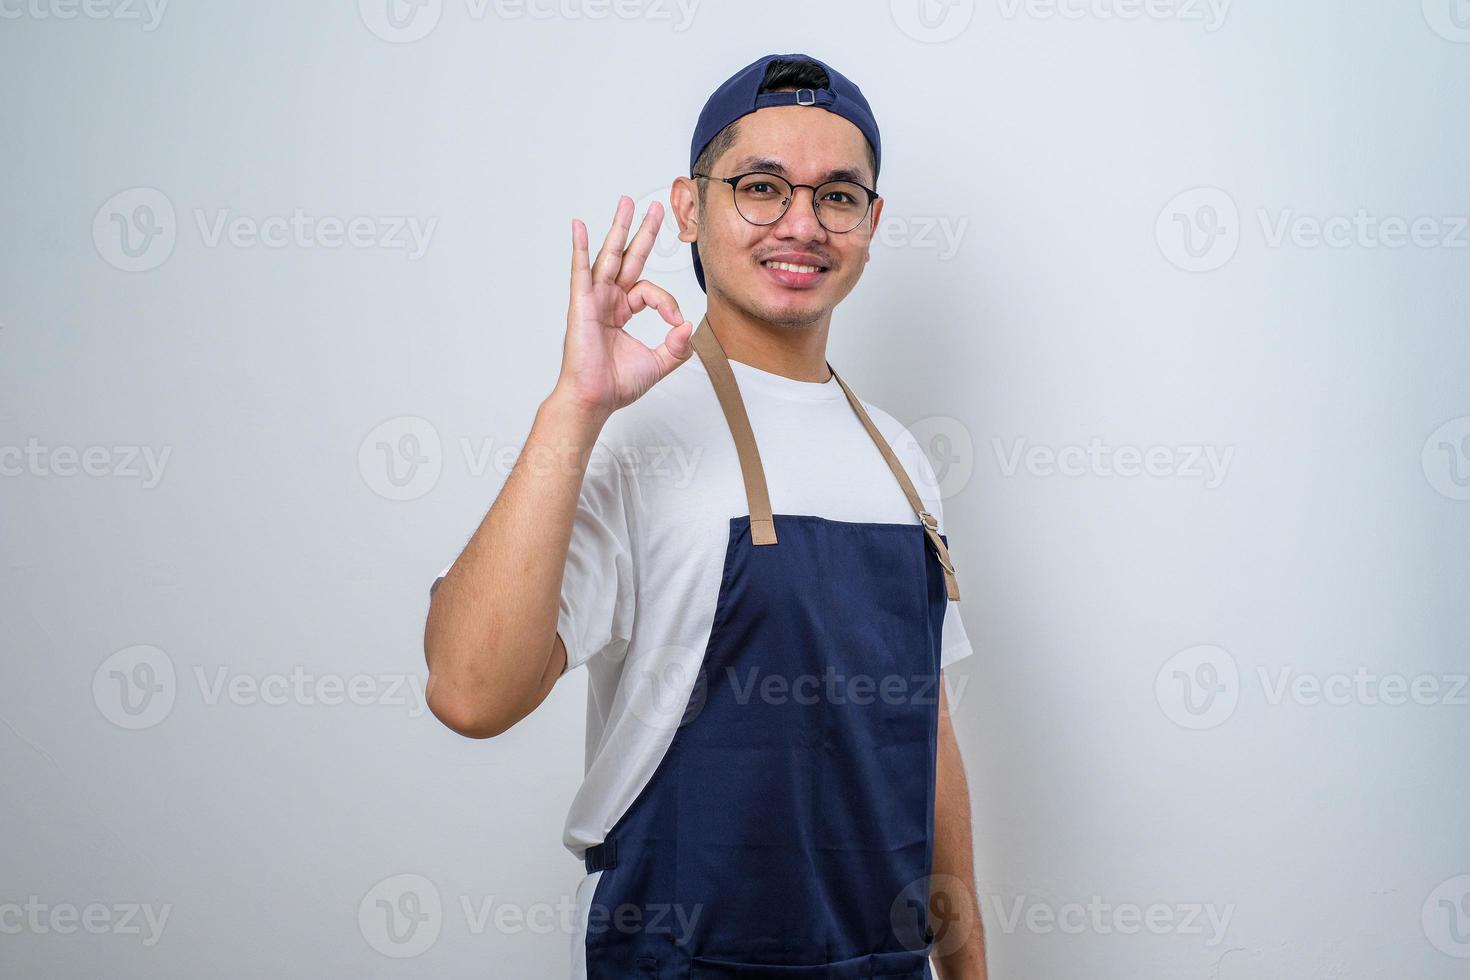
left=771, top=184, right=827, bottom=241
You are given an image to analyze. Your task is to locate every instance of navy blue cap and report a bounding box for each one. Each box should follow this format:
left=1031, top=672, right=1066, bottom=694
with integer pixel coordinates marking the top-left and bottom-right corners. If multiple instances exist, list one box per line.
left=688, top=53, right=881, bottom=293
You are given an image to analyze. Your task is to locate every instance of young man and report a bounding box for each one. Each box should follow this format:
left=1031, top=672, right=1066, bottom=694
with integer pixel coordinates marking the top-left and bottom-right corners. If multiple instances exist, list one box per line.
left=425, top=53, right=988, bottom=979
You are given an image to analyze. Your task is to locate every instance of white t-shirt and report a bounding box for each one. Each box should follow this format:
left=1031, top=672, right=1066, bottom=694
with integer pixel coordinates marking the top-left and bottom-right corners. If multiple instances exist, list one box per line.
left=433, top=349, right=975, bottom=969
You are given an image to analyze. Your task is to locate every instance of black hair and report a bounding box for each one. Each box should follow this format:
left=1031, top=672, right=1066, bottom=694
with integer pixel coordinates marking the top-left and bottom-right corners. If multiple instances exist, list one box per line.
left=692, top=58, right=878, bottom=207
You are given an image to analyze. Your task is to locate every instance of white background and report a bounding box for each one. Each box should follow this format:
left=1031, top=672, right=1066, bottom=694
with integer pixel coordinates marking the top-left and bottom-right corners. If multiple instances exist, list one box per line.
left=2, top=1, right=1468, bottom=977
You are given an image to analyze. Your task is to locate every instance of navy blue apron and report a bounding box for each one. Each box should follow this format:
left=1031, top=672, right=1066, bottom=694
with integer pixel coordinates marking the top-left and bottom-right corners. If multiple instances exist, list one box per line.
left=582, top=315, right=962, bottom=979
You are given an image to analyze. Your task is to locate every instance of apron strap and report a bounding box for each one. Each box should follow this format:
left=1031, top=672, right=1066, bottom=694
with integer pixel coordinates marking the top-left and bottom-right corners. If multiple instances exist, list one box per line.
left=691, top=317, right=779, bottom=545
left=829, top=368, right=962, bottom=602
left=691, top=315, right=962, bottom=601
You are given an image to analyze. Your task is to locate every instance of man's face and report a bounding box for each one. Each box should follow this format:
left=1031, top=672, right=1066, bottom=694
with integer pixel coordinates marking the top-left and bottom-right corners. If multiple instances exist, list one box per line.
left=678, top=104, right=883, bottom=326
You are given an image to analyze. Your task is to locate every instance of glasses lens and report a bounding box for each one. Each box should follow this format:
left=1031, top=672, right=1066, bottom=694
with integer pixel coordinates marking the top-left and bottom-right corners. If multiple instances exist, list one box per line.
left=732, top=173, right=792, bottom=225
left=813, top=181, right=870, bottom=233
left=730, top=173, right=871, bottom=232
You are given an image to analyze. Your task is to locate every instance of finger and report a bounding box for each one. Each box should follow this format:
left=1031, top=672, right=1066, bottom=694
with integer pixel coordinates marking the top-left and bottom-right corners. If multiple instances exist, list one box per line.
left=614, top=200, right=664, bottom=292
left=570, top=218, right=590, bottom=292
left=646, top=320, right=696, bottom=382
left=625, top=280, right=685, bottom=329
left=591, top=195, right=634, bottom=285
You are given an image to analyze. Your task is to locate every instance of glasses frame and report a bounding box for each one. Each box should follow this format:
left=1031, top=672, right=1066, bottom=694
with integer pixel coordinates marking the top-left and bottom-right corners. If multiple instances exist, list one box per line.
left=691, top=170, right=880, bottom=234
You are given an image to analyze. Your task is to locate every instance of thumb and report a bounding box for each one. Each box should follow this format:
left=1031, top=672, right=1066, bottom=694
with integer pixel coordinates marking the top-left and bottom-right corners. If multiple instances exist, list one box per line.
left=647, top=320, right=696, bottom=381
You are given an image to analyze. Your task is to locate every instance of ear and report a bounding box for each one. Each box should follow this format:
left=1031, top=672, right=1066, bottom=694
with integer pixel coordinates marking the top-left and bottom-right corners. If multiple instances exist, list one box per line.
left=864, top=195, right=884, bottom=263
left=671, top=176, right=700, bottom=244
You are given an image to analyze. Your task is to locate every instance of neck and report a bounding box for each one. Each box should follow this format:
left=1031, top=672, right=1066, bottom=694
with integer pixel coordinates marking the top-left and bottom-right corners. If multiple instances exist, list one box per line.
left=704, top=292, right=834, bottom=383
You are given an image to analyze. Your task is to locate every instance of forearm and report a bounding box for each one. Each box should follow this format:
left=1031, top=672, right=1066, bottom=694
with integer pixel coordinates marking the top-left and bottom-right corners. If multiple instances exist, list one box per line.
left=423, top=389, right=607, bottom=735
left=931, top=678, right=988, bottom=979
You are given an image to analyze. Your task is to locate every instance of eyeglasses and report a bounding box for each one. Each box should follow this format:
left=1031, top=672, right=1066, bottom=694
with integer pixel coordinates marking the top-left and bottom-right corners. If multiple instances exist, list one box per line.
left=691, top=170, right=879, bottom=234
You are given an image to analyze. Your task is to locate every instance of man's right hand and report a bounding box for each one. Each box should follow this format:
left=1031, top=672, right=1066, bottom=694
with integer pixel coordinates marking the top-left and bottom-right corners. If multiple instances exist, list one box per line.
left=556, top=195, right=695, bottom=420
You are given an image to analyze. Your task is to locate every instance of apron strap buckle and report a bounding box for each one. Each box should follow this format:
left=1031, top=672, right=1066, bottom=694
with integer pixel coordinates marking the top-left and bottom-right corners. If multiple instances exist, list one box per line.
left=919, top=511, right=961, bottom=599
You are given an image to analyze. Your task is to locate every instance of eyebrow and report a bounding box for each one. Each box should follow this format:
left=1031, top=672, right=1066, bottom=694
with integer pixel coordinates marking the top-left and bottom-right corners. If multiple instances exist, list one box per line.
left=727, top=155, right=872, bottom=187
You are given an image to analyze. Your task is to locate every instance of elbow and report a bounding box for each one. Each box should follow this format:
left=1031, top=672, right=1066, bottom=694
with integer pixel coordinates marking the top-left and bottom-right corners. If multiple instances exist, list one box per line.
left=425, top=675, right=518, bottom=739
left=423, top=678, right=514, bottom=740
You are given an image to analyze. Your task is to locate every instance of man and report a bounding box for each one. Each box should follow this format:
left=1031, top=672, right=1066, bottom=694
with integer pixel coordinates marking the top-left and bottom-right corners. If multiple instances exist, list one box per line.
left=424, top=52, right=988, bottom=979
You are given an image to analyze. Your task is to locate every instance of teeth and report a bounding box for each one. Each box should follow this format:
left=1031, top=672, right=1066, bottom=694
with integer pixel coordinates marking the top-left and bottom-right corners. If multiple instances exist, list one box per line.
left=764, top=260, right=821, bottom=274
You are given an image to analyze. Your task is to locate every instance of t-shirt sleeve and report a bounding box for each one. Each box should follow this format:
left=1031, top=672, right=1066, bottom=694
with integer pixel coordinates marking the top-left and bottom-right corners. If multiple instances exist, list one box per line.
left=902, top=424, right=976, bottom=670
left=554, top=442, right=637, bottom=673
left=428, top=441, right=636, bottom=675
left=937, top=538, right=976, bottom=670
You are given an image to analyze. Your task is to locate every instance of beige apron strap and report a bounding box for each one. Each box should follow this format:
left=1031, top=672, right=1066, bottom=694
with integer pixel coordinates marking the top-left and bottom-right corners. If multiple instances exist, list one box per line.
left=691, top=316, right=778, bottom=545
left=691, top=314, right=961, bottom=600
left=828, top=369, right=962, bottom=601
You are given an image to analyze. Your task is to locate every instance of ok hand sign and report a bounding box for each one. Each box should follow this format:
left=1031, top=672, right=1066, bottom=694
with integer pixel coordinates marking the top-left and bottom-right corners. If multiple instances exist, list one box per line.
left=556, top=195, right=695, bottom=420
